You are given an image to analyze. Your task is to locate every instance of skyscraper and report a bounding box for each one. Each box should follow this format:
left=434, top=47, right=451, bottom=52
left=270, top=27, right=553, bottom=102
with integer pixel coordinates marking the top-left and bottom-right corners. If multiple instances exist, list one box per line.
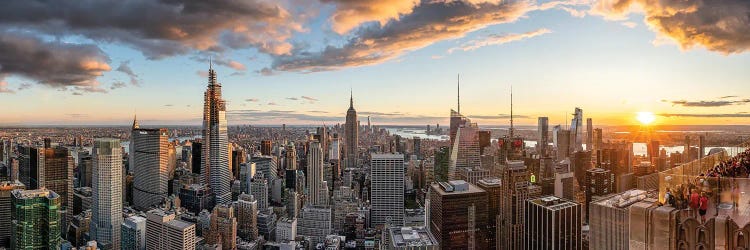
left=448, top=123, right=481, bottom=180
left=285, top=142, right=297, bottom=170
left=121, top=216, right=146, bottom=250
left=17, top=145, right=42, bottom=190
left=91, top=138, right=123, bottom=250
left=0, top=181, right=25, bottom=247
left=234, top=193, right=259, bottom=241
left=206, top=204, right=237, bottom=250
left=586, top=118, right=593, bottom=150
left=500, top=160, right=538, bottom=250
left=202, top=64, right=231, bottom=205
left=41, top=145, right=74, bottom=227
left=538, top=117, right=549, bottom=157
left=11, top=188, right=61, bottom=249
left=525, top=196, right=582, bottom=250
left=370, top=153, right=405, bottom=227
left=344, top=91, right=358, bottom=169
left=571, top=108, right=584, bottom=152
left=251, top=172, right=269, bottom=212
left=307, top=141, right=327, bottom=206
left=131, top=127, right=170, bottom=211
left=428, top=180, right=488, bottom=250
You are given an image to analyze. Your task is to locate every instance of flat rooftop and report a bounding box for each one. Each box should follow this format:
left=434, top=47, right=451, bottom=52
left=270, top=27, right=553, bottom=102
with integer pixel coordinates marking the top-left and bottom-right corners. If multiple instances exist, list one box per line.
left=389, top=226, right=438, bottom=247
left=431, top=181, right=485, bottom=196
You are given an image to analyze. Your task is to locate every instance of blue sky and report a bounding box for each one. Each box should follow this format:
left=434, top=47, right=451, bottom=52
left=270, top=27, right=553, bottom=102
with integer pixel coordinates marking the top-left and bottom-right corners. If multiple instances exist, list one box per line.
left=0, top=0, right=749, bottom=126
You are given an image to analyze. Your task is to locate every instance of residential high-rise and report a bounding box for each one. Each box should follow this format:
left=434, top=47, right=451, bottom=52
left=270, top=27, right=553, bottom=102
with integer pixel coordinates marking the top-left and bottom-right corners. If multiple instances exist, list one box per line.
left=285, top=142, right=297, bottom=170
left=500, top=160, right=538, bottom=250
left=525, top=196, right=582, bottom=250
left=307, top=141, right=327, bottom=206
left=145, top=209, right=196, bottom=250
left=10, top=188, right=61, bottom=249
left=344, top=91, right=359, bottom=169
left=584, top=168, right=614, bottom=222
left=206, top=204, right=237, bottom=250
left=428, top=180, right=488, bottom=250
left=131, top=127, right=170, bottom=211
left=538, top=117, right=549, bottom=157
left=251, top=172, right=269, bottom=212
left=0, top=181, right=25, bottom=247
left=90, top=138, right=124, bottom=249
left=202, top=64, right=231, bottom=205
left=234, top=193, right=259, bottom=241
left=449, top=123, right=481, bottom=180
left=370, top=153, right=405, bottom=227
left=121, top=216, right=146, bottom=250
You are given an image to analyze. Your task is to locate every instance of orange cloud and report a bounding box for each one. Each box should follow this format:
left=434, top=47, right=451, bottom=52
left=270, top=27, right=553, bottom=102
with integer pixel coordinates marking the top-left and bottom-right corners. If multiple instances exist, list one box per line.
left=323, top=0, right=420, bottom=34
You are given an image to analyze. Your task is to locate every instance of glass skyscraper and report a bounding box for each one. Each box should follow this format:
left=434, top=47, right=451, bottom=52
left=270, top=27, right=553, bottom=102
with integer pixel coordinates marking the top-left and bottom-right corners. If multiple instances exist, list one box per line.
left=91, top=138, right=123, bottom=249
left=11, top=188, right=61, bottom=249
left=202, top=64, right=231, bottom=205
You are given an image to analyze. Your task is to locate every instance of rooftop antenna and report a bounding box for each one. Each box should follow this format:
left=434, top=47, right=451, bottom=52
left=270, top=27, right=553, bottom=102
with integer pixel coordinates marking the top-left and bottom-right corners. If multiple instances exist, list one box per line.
left=510, top=85, right=514, bottom=138
left=209, top=56, right=212, bottom=70
left=457, top=74, right=461, bottom=114
left=349, top=87, right=353, bottom=109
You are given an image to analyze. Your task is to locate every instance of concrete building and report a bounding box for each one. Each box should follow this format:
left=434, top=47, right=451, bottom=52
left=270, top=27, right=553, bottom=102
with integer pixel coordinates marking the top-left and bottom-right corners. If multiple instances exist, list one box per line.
left=428, top=180, right=488, bottom=250
left=298, top=206, right=332, bottom=246
left=251, top=172, right=269, bottom=212
left=206, top=204, right=237, bottom=250
left=344, top=91, right=359, bottom=169
left=121, top=216, right=147, bottom=250
left=525, top=196, right=582, bottom=250
left=476, top=178, right=502, bottom=250
left=307, top=141, right=327, bottom=207
left=91, top=138, right=124, bottom=249
left=145, top=209, right=196, bottom=250
left=385, top=226, right=438, bottom=250
left=276, top=217, right=297, bottom=242
left=500, top=160, right=539, bottom=250
left=589, top=189, right=651, bottom=250
left=234, top=193, right=259, bottom=241
left=370, top=153, right=405, bottom=227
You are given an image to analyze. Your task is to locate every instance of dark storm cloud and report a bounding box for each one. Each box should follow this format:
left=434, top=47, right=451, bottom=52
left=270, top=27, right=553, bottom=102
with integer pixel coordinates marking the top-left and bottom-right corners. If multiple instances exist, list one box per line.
left=267, top=0, right=532, bottom=73
left=0, top=30, right=110, bottom=92
left=592, top=0, right=750, bottom=54
left=0, top=0, right=303, bottom=59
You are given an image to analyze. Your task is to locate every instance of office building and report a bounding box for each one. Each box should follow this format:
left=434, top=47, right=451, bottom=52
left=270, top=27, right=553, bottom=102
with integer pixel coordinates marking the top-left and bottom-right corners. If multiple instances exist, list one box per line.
left=202, top=64, right=231, bottom=205
left=145, top=209, right=196, bottom=250
left=285, top=142, right=297, bottom=170
left=91, top=138, right=123, bottom=249
left=251, top=172, right=269, bottom=212
left=10, top=188, right=61, bottom=249
left=191, top=141, right=202, bottom=174
left=371, top=153, right=405, bottom=227
left=344, top=91, right=359, bottom=169
left=0, top=181, right=25, bottom=247
left=307, top=141, right=327, bottom=206
left=121, top=216, right=146, bottom=250
left=78, top=152, right=93, bottom=188
left=235, top=193, right=259, bottom=241
left=257, top=211, right=276, bottom=242
left=67, top=211, right=91, bottom=248
left=179, top=184, right=214, bottom=215
left=476, top=178, right=502, bottom=250
left=586, top=118, right=593, bottom=150
left=275, top=217, right=297, bottom=242
left=585, top=168, right=614, bottom=220
left=428, top=180, right=488, bottom=250
left=250, top=156, right=277, bottom=182
left=538, top=117, right=549, bottom=157
left=525, top=196, right=582, bottom=250
left=448, top=123, right=481, bottom=180
left=571, top=108, right=584, bottom=152
left=500, top=160, right=539, bottom=250
left=386, top=226, right=438, bottom=250
left=433, top=146, right=450, bottom=182
left=41, top=145, right=74, bottom=227
left=206, top=204, right=237, bottom=250
left=131, top=127, right=170, bottom=211
left=298, top=206, right=332, bottom=245
left=17, top=145, right=42, bottom=190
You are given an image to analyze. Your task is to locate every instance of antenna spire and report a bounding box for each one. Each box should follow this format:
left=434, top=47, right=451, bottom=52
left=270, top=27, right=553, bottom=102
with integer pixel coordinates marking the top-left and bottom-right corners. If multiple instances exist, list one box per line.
left=510, top=85, right=514, bottom=138
left=209, top=56, right=213, bottom=70
left=349, top=88, right=353, bottom=109
left=457, top=74, right=461, bottom=114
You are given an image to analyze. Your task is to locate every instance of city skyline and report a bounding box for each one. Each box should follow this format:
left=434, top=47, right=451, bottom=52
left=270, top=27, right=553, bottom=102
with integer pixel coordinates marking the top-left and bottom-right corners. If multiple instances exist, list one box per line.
left=1, top=0, right=749, bottom=126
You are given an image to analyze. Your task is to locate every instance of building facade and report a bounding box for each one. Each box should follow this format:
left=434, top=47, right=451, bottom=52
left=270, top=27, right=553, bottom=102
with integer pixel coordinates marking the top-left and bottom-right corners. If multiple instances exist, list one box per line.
left=370, top=153, right=405, bottom=227
left=202, top=64, right=231, bottom=205
left=11, top=188, right=61, bottom=249
left=525, top=196, right=582, bottom=250
left=131, top=127, right=170, bottom=211
left=91, top=138, right=124, bottom=250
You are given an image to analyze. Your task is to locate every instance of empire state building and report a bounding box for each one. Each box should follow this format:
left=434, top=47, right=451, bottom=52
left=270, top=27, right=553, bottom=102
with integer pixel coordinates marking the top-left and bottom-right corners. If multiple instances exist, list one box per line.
left=345, top=91, right=358, bottom=169
left=202, top=63, right=231, bottom=204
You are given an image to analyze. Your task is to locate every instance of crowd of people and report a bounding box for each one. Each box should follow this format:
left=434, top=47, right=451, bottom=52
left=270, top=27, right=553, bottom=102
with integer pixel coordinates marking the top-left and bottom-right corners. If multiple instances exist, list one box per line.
left=703, top=148, right=750, bottom=178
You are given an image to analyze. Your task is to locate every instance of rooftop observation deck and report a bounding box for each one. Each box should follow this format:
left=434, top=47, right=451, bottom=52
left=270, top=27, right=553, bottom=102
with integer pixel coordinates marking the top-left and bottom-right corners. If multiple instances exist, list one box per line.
left=658, top=140, right=750, bottom=226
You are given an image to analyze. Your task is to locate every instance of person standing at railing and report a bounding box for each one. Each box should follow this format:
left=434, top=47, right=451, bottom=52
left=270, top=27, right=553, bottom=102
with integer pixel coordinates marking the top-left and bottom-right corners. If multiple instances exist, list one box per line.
left=733, top=184, right=740, bottom=209
left=690, top=189, right=700, bottom=218
left=699, top=192, right=709, bottom=223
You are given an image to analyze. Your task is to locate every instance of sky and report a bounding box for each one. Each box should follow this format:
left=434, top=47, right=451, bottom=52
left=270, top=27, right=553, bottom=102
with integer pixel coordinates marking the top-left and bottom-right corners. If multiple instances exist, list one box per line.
left=0, top=0, right=749, bottom=127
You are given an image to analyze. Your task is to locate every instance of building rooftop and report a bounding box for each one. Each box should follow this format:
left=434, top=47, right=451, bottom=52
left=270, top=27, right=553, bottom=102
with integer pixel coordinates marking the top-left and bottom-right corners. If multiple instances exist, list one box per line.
left=477, top=178, right=501, bottom=187
left=592, top=189, right=653, bottom=209
left=432, top=181, right=485, bottom=196
left=389, top=226, right=438, bottom=248
left=529, top=196, right=579, bottom=211
left=371, top=153, right=405, bottom=159
left=0, top=180, right=24, bottom=191
left=12, top=188, right=58, bottom=199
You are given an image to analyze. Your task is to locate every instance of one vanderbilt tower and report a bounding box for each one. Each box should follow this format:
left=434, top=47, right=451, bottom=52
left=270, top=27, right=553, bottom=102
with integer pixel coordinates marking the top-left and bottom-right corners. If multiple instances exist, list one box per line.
left=202, top=62, right=231, bottom=205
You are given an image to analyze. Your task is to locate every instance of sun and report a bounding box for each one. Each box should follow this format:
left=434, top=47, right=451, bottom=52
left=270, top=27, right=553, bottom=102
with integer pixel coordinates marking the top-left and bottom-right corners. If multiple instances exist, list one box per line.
left=636, top=112, right=656, bottom=125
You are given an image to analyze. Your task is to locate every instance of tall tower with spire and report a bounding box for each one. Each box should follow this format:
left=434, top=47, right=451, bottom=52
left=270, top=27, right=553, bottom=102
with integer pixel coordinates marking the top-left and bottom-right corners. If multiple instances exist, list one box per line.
left=450, top=75, right=467, bottom=146
left=202, top=63, right=231, bottom=205
left=344, top=90, right=359, bottom=169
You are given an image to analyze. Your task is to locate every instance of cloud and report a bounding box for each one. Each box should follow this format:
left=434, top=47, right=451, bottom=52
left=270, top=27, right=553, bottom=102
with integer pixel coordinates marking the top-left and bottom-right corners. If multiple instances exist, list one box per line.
left=0, top=0, right=304, bottom=59
left=621, top=21, right=637, bottom=28
left=721, top=95, right=739, bottom=99
left=469, top=114, right=531, bottom=119
left=591, top=0, right=750, bottom=54
left=165, top=104, right=174, bottom=107
left=321, top=0, right=420, bottom=34
left=72, top=92, right=83, bottom=96
left=267, top=0, right=533, bottom=73
left=0, top=80, right=15, bottom=94
left=66, top=113, right=89, bottom=118
left=448, top=28, right=551, bottom=53
left=17, top=83, right=32, bottom=91
left=246, top=98, right=259, bottom=102
left=286, top=97, right=299, bottom=101
left=197, top=71, right=209, bottom=77
left=659, top=113, right=750, bottom=118
left=116, top=61, right=140, bottom=86
left=301, top=96, right=318, bottom=102
left=665, top=98, right=750, bottom=107
left=0, top=30, right=110, bottom=91
left=267, top=102, right=279, bottom=105
left=194, top=55, right=247, bottom=71
left=110, top=81, right=127, bottom=90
